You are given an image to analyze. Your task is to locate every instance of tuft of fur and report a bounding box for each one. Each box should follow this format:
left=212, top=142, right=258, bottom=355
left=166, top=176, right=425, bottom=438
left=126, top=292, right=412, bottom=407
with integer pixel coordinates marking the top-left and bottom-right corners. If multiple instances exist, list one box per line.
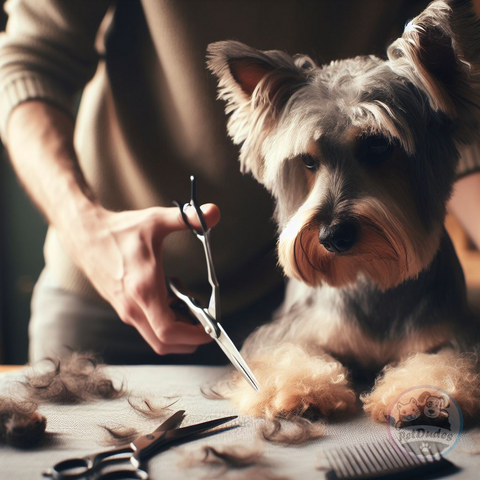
left=177, top=443, right=291, bottom=480
left=127, top=395, right=177, bottom=419
left=0, top=397, right=46, bottom=448
left=22, top=353, right=126, bottom=404
left=179, top=443, right=266, bottom=470
left=259, top=417, right=325, bottom=445
left=100, top=424, right=139, bottom=447
left=362, top=349, right=480, bottom=424
left=219, top=344, right=356, bottom=419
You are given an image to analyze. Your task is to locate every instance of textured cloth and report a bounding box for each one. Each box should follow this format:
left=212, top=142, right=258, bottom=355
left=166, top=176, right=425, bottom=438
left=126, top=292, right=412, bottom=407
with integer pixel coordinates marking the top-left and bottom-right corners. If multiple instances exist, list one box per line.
left=0, top=1, right=479, bottom=324
left=1, top=365, right=480, bottom=479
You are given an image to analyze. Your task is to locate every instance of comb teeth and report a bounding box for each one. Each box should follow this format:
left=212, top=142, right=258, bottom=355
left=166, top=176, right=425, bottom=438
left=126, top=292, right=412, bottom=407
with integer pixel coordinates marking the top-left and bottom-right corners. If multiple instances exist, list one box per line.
left=324, top=439, right=457, bottom=479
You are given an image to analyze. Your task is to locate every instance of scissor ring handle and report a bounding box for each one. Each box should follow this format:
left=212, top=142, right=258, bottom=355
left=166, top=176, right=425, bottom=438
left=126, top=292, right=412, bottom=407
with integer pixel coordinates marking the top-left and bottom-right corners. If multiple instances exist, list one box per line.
left=51, top=458, right=93, bottom=479
left=99, top=468, right=149, bottom=479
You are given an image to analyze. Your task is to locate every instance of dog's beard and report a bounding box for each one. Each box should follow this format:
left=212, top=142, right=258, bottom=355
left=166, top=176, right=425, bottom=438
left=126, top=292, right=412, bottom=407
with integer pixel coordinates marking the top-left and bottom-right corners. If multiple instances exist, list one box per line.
left=278, top=198, right=440, bottom=290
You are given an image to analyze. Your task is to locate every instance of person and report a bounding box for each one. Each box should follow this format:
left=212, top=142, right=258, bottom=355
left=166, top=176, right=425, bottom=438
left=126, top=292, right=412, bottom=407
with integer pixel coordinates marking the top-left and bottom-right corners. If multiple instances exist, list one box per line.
left=0, top=0, right=479, bottom=364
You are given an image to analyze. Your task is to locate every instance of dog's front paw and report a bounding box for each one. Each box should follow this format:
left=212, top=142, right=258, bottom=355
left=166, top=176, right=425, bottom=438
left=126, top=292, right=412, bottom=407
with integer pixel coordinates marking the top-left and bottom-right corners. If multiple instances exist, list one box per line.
left=223, top=344, right=356, bottom=419
left=362, top=349, right=480, bottom=424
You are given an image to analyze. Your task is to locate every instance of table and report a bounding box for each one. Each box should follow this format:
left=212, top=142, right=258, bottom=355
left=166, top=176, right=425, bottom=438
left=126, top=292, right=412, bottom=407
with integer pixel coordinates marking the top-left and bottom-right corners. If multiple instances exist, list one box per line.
left=1, top=365, right=480, bottom=479
left=0, top=365, right=24, bottom=373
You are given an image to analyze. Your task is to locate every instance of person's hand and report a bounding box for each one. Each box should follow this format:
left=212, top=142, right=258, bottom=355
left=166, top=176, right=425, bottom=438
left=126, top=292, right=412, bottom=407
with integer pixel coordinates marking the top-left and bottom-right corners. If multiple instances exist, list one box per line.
left=60, top=203, right=221, bottom=354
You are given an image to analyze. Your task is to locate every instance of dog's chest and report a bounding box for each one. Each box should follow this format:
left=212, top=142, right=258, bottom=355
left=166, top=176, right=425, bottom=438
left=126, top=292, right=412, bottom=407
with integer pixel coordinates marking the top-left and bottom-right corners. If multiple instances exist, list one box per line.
left=284, top=278, right=453, bottom=369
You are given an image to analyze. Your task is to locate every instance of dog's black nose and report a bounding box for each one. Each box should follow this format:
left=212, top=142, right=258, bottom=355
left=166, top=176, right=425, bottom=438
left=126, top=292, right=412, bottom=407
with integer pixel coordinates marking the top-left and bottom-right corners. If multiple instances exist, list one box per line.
left=319, top=222, right=358, bottom=253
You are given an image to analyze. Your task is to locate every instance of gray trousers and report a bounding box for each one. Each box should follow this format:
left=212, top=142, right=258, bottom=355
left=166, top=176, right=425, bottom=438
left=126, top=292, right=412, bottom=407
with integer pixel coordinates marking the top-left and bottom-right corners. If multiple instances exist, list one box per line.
left=29, top=269, right=284, bottom=365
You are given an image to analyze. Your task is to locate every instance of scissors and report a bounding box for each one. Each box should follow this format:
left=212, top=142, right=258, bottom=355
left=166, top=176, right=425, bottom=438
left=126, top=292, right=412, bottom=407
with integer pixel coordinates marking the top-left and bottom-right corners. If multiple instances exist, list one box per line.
left=169, top=176, right=261, bottom=392
left=43, top=410, right=237, bottom=479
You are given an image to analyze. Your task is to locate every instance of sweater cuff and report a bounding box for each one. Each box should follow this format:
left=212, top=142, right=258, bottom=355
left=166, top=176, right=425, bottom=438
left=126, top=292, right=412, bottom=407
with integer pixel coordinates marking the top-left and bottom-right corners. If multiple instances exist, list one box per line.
left=0, top=74, right=75, bottom=143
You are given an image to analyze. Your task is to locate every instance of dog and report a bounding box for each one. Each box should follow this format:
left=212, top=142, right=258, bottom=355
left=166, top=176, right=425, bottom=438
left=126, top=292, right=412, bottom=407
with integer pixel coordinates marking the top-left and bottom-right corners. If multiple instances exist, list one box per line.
left=207, top=0, right=480, bottom=423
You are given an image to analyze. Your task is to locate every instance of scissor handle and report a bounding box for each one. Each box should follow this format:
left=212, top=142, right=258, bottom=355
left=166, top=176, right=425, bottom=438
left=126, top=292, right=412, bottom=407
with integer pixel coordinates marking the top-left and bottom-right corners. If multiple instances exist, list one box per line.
left=173, top=176, right=221, bottom=320
left=46, top=457, right=93, bottom=479
left=45, top=447, right=132, bottom=480
left=173, top=176, right=208, bottom=236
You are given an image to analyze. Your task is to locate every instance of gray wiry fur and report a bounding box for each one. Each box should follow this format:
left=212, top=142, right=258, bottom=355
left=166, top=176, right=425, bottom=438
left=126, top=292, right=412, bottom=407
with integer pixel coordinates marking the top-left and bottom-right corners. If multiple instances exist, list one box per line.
left=207, top=0, right=480, bottom=422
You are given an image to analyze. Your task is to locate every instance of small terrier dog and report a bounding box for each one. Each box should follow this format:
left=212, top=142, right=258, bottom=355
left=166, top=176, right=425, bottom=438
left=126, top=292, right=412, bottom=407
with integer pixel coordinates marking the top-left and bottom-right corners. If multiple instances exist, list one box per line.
left=207, top=0, right=480, bottom=424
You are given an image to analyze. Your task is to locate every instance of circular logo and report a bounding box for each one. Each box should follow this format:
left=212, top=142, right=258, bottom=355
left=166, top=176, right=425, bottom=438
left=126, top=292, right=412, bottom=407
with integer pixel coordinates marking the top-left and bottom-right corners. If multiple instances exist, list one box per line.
left=386, top=385, right=463, bottom=459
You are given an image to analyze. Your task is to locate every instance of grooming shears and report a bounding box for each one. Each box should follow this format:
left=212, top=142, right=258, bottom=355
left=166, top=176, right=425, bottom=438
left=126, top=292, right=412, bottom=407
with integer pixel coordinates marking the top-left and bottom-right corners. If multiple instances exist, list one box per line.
left=169, top=176, right=261, bottom=392
left=43, top=410, right=237, bottom=479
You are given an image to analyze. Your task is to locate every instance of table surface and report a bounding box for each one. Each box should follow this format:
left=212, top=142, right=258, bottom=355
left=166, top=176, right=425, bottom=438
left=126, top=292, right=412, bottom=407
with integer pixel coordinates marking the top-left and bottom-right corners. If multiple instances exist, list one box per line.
left=1, top=365, right=480, bottom=479
left=0, top=365, right=24, bottom=373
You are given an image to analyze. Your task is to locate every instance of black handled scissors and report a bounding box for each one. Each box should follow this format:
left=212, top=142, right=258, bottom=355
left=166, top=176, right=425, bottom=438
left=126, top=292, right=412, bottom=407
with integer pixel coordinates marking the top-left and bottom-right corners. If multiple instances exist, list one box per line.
left=43, top=410, right=237, bottom=479
left=169, top=176, right=261, bottom=392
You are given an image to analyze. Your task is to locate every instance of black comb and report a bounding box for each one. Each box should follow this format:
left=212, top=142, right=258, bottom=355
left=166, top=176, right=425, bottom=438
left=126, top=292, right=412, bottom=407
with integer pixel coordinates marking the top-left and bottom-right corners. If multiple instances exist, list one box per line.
left=323, top=439, right=459, bottom=479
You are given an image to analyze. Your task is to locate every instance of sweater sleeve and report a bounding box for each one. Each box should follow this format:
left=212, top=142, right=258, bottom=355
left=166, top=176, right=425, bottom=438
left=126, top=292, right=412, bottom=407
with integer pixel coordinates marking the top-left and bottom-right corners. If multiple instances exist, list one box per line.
left=457, top=142, right=480, bottom=179
left=0, top=0, right=112, bottom=141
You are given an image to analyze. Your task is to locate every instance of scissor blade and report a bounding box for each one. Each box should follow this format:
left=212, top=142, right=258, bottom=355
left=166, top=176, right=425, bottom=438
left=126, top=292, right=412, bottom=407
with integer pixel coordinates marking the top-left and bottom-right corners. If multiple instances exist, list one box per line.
left=165, top=415, right=238, bottom=442
left=153, top=409, right=185, bottom=433
left=215, top=324, right=261, bottom=392
left=131, top=410, right=185, bottom=461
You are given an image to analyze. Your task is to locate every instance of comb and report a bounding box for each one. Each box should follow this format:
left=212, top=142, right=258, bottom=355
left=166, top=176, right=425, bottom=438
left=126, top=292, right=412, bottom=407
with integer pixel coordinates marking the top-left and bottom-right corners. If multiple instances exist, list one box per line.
left=323, top=439, right=459, bottom=479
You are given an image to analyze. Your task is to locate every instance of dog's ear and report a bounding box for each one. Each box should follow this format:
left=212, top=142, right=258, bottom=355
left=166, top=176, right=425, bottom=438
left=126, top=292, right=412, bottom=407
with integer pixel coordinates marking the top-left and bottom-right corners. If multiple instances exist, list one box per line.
left=207, top=41, right=309, bottom=180
left=387, top=0, right=480, bottom=144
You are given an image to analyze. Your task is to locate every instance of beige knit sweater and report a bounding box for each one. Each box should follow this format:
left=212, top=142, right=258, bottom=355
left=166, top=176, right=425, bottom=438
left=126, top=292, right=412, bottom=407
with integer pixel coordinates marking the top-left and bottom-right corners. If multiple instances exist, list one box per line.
left=0, top=0, right=478, bottom=314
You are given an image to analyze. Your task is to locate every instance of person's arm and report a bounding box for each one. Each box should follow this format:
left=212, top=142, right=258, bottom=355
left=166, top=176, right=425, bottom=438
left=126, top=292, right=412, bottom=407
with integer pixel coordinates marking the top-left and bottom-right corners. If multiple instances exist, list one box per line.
left=0, top=0, right=215, bottom=354
left=6, top=101, right=216, bottom=354
left=449, top=172, right=480, bottom=251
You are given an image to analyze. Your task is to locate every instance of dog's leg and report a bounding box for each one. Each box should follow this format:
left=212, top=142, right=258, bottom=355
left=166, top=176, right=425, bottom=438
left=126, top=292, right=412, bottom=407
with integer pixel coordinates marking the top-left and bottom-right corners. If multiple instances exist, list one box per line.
left=362, top=348, right=480, bottom=424
left=221, top=338, right=356, bottom=419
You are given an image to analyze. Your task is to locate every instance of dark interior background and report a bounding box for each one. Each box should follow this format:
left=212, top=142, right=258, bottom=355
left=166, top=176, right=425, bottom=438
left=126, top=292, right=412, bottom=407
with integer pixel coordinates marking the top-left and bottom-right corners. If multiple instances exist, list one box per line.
left=0, top=2, right=47, bottom=364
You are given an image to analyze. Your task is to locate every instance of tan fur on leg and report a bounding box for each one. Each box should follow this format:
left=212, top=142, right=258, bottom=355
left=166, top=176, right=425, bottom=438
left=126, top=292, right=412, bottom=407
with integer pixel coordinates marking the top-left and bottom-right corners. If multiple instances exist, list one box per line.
left=362, top=349, right=480, bottom=424
left=222, top=343, right=356, bottom=420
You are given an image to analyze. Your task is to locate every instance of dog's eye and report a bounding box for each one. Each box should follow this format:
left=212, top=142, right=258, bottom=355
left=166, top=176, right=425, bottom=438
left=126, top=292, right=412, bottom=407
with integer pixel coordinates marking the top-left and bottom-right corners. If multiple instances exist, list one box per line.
left=358, top=135, right=394, bottom=164
left=300, top=154, right=319, bottom=172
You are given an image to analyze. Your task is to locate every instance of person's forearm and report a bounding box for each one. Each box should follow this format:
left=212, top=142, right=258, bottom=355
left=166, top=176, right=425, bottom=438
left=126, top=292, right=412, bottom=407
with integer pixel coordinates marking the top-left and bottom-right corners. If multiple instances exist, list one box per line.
left=4, top=100, right=216, bottom=354
left=6, top=101, right=100, bottom=232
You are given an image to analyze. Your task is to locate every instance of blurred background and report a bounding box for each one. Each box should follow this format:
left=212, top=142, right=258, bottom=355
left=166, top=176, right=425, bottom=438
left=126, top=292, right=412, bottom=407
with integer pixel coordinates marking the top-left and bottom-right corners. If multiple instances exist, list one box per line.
left=0, top=1, right=47, bottom=364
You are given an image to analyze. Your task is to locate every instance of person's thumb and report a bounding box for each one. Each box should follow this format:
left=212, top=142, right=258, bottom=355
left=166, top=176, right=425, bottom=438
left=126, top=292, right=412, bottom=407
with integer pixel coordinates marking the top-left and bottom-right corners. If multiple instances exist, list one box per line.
left=158, top=203, right=221, bottom=235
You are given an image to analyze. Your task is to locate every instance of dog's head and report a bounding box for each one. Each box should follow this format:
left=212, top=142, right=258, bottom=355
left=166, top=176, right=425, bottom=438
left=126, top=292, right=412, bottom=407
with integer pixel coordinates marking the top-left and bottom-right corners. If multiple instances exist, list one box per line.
left=208, top=0, right=480, bottom=289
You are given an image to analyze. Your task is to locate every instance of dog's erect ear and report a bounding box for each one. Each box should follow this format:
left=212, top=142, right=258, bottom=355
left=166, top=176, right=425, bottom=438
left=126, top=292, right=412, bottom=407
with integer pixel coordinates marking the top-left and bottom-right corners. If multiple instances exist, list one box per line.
left=207, top=41, right=309, bottom=180
left=387, top=0, right=480, bottom=144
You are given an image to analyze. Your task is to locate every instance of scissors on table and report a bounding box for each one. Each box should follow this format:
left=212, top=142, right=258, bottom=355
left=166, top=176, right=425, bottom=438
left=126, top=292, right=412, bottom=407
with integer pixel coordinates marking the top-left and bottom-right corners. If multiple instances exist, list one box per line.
left=43, top=410, right=236, bottom=479
left=169, top=176, right=261, bottom=392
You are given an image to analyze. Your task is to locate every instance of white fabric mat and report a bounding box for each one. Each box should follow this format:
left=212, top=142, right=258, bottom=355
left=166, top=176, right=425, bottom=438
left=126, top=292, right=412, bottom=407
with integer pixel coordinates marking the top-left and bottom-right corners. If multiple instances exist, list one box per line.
left=1, top=365, right=480, bottom=479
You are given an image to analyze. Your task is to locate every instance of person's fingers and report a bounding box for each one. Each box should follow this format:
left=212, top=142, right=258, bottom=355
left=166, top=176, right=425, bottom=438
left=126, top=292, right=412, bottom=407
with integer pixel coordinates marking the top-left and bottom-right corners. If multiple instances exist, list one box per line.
left=128, top=275, right=213, bottom=347
left=123, top=304, right=205, bottom=354
left=157, top=203, right=221, bottom=235
left=153, top=317, right=213, bottom=345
